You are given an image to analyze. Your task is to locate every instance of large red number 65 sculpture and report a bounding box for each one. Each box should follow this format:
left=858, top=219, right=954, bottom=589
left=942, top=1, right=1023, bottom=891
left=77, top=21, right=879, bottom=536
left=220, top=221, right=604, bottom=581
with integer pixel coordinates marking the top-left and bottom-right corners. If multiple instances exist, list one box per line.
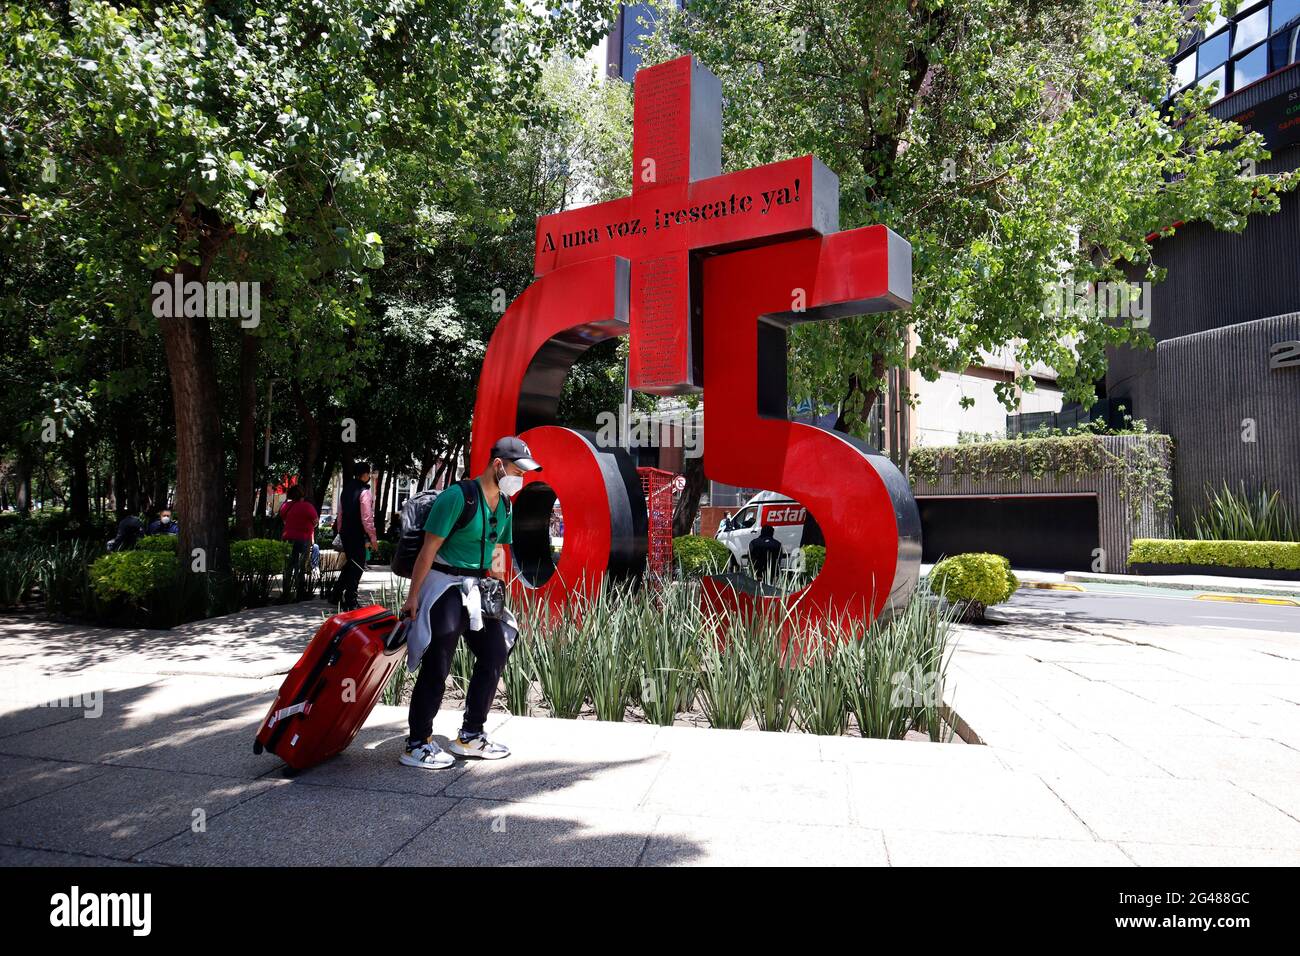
left=468, top=55, right=921, bottom=624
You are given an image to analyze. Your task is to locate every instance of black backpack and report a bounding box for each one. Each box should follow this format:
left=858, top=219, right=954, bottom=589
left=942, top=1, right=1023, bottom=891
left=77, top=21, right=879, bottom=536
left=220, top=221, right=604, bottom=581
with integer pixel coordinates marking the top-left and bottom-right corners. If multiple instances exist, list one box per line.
left=391, top=479, right=481, bottom=578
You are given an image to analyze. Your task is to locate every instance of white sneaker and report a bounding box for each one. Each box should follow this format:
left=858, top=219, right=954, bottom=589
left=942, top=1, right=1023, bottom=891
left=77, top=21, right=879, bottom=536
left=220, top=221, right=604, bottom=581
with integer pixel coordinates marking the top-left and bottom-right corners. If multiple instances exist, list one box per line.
left=448, top=732, right=510, bottom=760
left=399, top=739, right=455, bottom=770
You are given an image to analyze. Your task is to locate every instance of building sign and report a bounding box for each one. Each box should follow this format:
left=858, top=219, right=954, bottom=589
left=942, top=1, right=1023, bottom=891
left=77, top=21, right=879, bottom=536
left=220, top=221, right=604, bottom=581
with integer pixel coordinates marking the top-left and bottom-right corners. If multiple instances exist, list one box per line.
left=1271, top=339, right=1300, bottom=369
left=1231, top=87, right=1300, bottom=152
left=469, top=55, right=921, bottom=627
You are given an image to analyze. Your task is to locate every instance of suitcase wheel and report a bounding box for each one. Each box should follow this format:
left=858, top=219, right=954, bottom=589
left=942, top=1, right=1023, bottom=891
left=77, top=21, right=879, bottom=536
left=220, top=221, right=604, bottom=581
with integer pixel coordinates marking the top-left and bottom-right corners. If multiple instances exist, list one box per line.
left=253, top=739, right=264, bottom=755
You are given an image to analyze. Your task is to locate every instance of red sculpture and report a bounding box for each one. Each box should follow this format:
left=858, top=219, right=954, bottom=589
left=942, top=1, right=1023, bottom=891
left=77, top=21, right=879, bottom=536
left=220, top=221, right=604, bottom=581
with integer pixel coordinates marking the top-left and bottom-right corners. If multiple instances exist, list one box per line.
left=469, top=55, right=919, bottom=624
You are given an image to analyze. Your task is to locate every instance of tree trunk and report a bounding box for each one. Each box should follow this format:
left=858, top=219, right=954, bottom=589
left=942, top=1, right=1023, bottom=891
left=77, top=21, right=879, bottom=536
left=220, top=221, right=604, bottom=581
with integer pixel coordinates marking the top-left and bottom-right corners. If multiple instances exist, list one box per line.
left=14, top=453, right=32, bottom=516
left=833, top=353, right=887, bottom=438
left=671, top=453, right=707, bottom=537
left=155, top=253, right=230, bottom=573
left=291, top=380, right=323, bottom=504
left=234, top=330, right=260, bottom=539
left=67, top=440, right=91, bottom=526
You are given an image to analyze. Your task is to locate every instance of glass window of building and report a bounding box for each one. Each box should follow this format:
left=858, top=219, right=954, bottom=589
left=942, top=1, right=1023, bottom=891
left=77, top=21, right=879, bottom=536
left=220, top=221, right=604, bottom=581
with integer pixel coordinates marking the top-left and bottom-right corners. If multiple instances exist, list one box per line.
left=1199, top=64, right=1227, bottom=100
left=1274, top=0, right=1300, bottom=32
left=1174, top=51, right=1197, bottom=89
left=1271, top=21, right=1300, bottom=69
left=1235, top=7, right=1270, bottom=53
left=1234, top=42, right=1269, bottom=87
left=1198, top=29, right=1232, bottom=75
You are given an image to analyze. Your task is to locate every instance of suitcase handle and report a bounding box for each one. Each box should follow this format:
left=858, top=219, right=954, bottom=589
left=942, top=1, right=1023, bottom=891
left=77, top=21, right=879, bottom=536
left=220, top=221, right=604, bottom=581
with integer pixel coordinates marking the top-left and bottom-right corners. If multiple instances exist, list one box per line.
left=385, top=619, right=410, bottom=652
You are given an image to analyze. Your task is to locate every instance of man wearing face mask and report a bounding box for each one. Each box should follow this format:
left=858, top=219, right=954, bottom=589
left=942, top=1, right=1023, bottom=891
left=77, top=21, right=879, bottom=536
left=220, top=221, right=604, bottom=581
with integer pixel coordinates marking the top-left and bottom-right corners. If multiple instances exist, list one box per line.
left=397, top=436, right=537, bottom=768
left=147, top=508, right=179, bottom=536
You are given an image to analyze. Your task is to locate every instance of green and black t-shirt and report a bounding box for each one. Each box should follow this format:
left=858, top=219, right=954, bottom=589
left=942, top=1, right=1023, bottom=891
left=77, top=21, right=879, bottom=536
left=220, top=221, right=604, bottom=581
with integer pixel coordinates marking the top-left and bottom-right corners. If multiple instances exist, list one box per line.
left=422, top=481, right=512, bottom=570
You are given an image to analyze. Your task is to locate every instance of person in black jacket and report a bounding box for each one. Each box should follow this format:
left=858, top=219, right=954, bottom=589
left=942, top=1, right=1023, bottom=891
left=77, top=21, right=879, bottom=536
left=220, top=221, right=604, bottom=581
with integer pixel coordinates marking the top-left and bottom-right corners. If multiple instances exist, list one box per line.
left=330, top=462, right=379, bottom=610
left=108, top=502, right=150, bottom=552
left=748, top=525, right=783, bottom=584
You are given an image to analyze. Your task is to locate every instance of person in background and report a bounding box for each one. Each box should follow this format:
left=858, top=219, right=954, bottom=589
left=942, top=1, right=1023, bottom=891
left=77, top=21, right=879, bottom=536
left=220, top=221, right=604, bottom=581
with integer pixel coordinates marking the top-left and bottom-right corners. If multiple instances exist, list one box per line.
left=278, top=485, right=319, bottom=601
left=108, top=501, right=149, bottom=552
left=748, top=524, right=783, bottom=584
left=330, top=462, right=378, bottom=610
left=147, top=507, right=179, bottom=536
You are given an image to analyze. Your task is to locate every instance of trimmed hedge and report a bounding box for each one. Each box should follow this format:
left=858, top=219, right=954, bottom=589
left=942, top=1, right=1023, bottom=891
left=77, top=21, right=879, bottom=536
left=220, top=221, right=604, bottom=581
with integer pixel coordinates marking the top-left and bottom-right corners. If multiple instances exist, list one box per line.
left=231, top=538, right=293, bottom=574
left=90, top=551, right=179, bottom=602
left=673, top=535, right=731, bottom=575
left=1129, top=539, right=1300, bottom=571
left=929, top=552, right=1018, bottom=620
left=137, top=534, right=179, bottom=552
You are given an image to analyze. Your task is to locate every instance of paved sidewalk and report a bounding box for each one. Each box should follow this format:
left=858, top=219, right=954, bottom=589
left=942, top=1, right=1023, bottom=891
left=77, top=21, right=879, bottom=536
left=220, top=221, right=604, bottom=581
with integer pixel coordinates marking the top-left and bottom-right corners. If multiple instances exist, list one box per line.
left=0, top=597, right=1297, bottom=866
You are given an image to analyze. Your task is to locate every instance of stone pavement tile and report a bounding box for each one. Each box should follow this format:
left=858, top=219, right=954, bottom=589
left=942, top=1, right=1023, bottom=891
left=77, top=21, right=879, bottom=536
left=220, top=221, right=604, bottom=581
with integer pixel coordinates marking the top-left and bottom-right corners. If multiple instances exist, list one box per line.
left=641, top=814, right=887, bottom=867
left=990, top=741, right=1117, bottom=779
left=444, top=750, right=668, bottom=812
left=382, top=798, right=656, bottom=866
left=0, top=766, right=280, bottom=859
left=104, top=714, right=282, bottom=780
left=1055, top=702, right=1242, bottom=738
left=1108, top=679, right=1292, bottom=707
left=1057, top=735, right=1175, bottom=779
left=817, top=735, right=1001, bottom=768
left=846, top=764, right=1091, bottom=839
left=1231, top=775, right=1300, bottom=822
left=1165, top=659, right=1300, bottom=686
left=0, top=754, right=113, bottom=811
left=641, top=758, right=851, bottom=825
left=1119, top=842, right=1300, bottom=866
left=0, top=703, right=83, bottom=740
left=653, top=723, right=820, bottom=762
left=0, top=695, right=264, bottom=770
left=0, top=670, right=163, bottom=739
left=1043, top=774, right=1300, bottom=848
left=0, top=845, right=159, bottom=866
left=1121, top=734, right=1300, bottom=782
left=1051, top=660, right=1201, bottom=683
left=139, top=782, right=456, bottom=867
left=491, top=713, right=662, bottom=754
left=109, top=674, right=284, bottom=721
left=1176, top=703, right=1300, bottom=739
left=282, top=707, right=511, bottom=795
left=884, top=829, right=1131, bottom=867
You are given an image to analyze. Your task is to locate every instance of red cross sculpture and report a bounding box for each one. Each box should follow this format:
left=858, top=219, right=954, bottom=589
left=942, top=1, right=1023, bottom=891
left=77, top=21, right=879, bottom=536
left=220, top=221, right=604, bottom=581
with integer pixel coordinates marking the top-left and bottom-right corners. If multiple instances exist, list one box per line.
left=469, top=55, right=920, bottom=629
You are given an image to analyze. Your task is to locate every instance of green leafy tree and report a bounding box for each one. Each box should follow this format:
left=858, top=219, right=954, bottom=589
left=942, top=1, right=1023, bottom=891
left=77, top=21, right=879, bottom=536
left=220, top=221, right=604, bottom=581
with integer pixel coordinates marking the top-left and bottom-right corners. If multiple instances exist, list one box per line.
left=642, top=0, right=1294, bottom=432
left=2, top=0, right=615, bottom=569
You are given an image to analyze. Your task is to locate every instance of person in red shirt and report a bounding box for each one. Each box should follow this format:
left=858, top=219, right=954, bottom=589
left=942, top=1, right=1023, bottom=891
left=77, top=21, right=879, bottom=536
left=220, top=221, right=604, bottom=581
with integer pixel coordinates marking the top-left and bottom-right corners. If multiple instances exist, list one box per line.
left=279, top=485, right=319, bottom=601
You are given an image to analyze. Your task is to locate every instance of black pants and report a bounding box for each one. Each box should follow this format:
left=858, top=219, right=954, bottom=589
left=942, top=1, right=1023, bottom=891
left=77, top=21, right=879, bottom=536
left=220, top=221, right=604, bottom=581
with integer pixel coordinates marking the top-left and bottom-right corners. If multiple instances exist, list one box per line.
left=408, top=587, right=512, bottom=742
left=283, top=540, right=311, bottom=601
left=332, top=539, right=367, bottom=609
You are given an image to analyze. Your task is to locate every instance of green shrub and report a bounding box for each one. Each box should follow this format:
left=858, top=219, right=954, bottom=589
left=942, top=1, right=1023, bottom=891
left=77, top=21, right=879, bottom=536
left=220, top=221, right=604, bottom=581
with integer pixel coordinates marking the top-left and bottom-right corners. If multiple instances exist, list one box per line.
left=137, top=534, right=179, bottom=552
left=89, top=551, right=179, bottom=603
left=230, top=539, right=292, bottom=574
left=673, top=535, right=731, bottom=575
left=1185, top=483, right=1298, bottom=542
left=929, top=552, right=1018, bottom=621
left=1129, top=539, right=1300, bottom=571
left=800, top=545, right=826, bottom=574
left=0, top=549, right=40, bottom=606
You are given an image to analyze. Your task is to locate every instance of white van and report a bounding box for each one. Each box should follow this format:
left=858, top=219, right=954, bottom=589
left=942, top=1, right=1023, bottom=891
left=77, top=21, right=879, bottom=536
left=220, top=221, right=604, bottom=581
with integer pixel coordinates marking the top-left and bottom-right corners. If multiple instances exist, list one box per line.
left=714, top=491, right=815, bottom=571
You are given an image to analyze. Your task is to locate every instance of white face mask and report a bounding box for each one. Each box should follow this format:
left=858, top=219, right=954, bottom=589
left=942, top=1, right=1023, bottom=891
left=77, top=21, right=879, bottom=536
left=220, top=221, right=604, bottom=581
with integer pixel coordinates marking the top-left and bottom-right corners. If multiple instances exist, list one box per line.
left=498, top=474, right=524, bottom=497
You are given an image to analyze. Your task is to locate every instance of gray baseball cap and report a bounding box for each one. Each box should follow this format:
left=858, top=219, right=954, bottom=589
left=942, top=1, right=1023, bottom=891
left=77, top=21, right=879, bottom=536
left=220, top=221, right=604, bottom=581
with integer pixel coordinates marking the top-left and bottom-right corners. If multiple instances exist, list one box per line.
left=489, top=436, right=542, bottom=472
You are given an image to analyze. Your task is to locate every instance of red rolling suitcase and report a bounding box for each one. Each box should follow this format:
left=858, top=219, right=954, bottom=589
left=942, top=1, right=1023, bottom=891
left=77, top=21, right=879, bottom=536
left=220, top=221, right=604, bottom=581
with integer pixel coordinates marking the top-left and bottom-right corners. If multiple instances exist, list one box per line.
left=254, top=605, right=406, bottom=771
